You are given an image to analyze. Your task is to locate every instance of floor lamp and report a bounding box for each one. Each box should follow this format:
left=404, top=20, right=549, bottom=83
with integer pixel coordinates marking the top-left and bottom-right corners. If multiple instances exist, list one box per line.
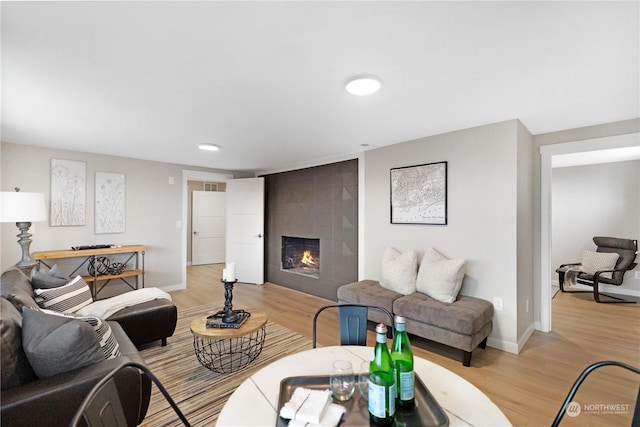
left=0, top=189, right=47, bottom=275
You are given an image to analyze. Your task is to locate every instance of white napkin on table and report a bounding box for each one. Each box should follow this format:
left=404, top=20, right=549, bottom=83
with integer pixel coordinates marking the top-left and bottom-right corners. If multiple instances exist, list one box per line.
left=279, top=387, right=332, bottom=424
left=287, top=403, right=347, bottom=427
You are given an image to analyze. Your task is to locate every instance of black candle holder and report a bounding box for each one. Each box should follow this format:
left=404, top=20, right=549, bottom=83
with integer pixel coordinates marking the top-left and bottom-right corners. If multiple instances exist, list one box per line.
left=221, top=279, right=239, bottom=323
left=207, top=279, right=251, bottom=327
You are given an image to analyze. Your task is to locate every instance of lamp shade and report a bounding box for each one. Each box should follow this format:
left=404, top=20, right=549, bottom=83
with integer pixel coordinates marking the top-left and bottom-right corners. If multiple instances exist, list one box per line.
left=0, top=192, right=47, bottom=223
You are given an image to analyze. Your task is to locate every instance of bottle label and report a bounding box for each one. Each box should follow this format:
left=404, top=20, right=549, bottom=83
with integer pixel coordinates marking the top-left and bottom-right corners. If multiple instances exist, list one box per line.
left=389, top=379, right=396, bottom=415
left=368, top=378, right=396, bottom=418
left=399, top=371, right=414, bottom=400
left=368, top=380, right=386, bottom=418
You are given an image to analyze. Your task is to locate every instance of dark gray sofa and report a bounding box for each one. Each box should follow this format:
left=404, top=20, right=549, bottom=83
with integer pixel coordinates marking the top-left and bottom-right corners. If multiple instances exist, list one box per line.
left=0, top=268, right=176, bottom=426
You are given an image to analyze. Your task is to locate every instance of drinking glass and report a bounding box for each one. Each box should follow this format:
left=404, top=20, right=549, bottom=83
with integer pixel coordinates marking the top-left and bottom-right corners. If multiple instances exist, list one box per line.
left=358, top=361, right=369, bottom=400
left=330, top=360, right=355, bottom=401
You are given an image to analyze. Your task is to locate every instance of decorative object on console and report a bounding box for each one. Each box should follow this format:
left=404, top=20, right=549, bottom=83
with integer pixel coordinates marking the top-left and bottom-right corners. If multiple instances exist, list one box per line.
left=87, top=256, right=112, bottom=276
left=108, top=262, right=126, bottom=275
left=0, top=188, right=47, bottom=275
left=390, top=161, right=447, bottom=225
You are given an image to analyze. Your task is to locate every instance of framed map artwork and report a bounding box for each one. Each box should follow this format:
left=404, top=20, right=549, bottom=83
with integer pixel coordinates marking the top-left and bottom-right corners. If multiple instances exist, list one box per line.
left=390, top=161, right=447, bottom=225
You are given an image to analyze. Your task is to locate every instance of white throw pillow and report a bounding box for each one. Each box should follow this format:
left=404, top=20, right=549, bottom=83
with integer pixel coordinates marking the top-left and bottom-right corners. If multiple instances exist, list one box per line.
left=379, top=247, right=417, bottom=295
left=416, top=248, right=465, bottom=304
left=580, top=250, right=619, bottom=279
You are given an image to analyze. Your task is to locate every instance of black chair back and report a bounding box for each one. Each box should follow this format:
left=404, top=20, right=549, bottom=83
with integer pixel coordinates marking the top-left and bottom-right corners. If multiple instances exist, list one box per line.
left=551, top=360, right=640, bottom=427
left=312, top=303, right=394, bottom=348
left=70, top=360, right=190, bottom=427
left=592, top=236, right=638, bottom=285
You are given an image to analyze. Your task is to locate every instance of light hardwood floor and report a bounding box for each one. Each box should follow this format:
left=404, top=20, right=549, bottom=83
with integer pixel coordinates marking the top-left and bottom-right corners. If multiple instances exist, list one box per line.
left=170, top=264, right=639, bottom=427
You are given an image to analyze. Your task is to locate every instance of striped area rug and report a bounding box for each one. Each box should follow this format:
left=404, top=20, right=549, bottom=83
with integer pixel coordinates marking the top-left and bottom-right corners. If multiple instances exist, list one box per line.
left=139, top=303, right=312, bottom=426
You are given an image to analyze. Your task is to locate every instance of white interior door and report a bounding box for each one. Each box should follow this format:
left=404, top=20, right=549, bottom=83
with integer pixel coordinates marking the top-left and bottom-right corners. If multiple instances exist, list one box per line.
left=192, top=191, right=226, bottom=265
left=226, top=177, right=264, bottom=284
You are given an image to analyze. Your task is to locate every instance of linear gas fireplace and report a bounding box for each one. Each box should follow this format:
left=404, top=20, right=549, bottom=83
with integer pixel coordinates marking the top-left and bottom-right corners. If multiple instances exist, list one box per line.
left=281, top=236, right=320, bottom=278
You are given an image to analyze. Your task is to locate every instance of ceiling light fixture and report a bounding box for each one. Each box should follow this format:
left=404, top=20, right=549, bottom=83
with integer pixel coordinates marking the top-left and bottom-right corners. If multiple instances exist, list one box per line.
left=345, top=77, right=381, bottom=95
left=198, top=143, right=220, bottom=152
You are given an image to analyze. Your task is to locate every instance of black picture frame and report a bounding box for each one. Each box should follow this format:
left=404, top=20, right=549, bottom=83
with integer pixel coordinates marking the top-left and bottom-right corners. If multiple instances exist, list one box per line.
left=390, top=161, right=447, bottom=225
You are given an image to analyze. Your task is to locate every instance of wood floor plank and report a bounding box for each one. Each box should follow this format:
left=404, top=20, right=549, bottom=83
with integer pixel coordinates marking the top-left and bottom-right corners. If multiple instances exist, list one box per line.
left=168, top=264, right=640, bottom=426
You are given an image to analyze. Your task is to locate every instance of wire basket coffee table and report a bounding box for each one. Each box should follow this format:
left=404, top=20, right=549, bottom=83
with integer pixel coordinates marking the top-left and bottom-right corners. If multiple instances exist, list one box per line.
left=190, top=308, right=267, bottom=374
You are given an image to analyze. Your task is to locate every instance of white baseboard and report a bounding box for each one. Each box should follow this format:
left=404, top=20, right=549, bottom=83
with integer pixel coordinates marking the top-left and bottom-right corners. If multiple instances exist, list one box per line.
left=517, top=323, right=536, bottom=354
left=487, top=336, right=519, bottom=355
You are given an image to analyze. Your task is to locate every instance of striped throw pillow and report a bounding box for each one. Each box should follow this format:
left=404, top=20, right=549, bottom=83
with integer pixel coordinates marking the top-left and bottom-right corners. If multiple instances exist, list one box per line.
left=34, top=276, right=93, bottom=313
left=41, top=309, right=121, bottom=360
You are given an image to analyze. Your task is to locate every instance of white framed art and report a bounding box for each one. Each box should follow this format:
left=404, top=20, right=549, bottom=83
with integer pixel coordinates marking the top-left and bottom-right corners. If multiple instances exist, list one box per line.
left=50, top=159, right=86, bottom=226
left=95, top=172, right=125, bottom=234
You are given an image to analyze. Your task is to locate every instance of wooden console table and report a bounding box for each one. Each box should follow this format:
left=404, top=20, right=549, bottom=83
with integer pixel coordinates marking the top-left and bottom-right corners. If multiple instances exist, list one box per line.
left=33, top=245, right=145, bottom=300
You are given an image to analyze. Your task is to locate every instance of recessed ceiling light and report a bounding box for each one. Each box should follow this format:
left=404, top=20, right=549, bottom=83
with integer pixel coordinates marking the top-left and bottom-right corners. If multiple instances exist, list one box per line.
left=345, top=77, right=381, bottom=95
left=198, top=143, right=220, bottom=151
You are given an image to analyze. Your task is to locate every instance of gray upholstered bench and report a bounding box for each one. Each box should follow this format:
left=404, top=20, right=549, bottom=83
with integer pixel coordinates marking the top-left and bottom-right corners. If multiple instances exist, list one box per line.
left=337, top=280, right=493, bottom=366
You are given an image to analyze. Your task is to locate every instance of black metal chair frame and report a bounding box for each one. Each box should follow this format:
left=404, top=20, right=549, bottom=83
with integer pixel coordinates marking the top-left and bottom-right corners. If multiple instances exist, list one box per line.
left=557, top=237, right=638, bottom=304
left=69, top=360, right=191, bottom=427
left=312, top=303, right=394, bottom=348
left=551, top=360, right=640, bottom=427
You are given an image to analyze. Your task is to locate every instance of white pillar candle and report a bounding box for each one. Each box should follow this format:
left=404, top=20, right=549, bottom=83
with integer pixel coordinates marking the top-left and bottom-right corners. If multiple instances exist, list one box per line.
left=226, top=262, right=236, bottom=281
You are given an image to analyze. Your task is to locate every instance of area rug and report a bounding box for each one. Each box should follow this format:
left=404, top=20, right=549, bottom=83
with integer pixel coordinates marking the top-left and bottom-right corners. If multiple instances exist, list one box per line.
left=139, top=303, right=312, bottom=426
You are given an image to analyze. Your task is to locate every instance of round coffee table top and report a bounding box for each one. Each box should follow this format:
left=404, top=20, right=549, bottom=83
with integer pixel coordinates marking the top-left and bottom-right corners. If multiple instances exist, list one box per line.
left=190, top=308, right=267, bottom=340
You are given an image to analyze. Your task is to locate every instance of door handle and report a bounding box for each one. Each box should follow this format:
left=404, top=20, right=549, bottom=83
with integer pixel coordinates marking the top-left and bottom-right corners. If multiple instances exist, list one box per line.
left=255, top=234, right=262, bottom=238
left=193, top=231, right=198, bottom=235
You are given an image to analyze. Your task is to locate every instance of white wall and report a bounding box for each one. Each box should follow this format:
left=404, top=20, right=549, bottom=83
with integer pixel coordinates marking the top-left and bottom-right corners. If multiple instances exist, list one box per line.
left=362, top=120, right=530, bottom=353
left=552, top=160, right=640, bottom=293
left=1, top=142, right=235, bottom=290
left=516, top=121, right=535, bottom=345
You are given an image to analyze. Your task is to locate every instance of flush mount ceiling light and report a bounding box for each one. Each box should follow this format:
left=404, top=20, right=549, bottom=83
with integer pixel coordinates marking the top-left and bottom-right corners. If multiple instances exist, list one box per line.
left=198, top=143, right=220, bottom=152
left=345, top=77, right=381, bottom=95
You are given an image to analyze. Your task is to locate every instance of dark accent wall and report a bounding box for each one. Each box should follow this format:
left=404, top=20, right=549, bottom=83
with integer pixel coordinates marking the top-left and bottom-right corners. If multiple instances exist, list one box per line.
left=264, top=159, right=358, bottom=300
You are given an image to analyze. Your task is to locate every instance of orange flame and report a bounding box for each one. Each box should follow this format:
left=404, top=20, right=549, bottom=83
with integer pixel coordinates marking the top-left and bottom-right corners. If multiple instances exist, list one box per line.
left=301, top=250, right=316, bottom=266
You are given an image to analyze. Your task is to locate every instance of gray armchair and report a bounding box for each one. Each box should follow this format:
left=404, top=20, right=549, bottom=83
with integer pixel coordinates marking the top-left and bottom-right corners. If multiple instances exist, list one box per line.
left=556, top=236, right=638, bottom=304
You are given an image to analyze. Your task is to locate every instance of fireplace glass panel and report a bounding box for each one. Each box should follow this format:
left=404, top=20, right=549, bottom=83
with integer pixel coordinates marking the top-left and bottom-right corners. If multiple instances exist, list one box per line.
left=282, top=236, right=320, bottom=278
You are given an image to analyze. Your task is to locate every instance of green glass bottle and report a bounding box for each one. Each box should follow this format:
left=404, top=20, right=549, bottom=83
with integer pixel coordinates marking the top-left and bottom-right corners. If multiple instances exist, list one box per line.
left=391, top=315, right=415, bottom=408
left=368, top=323, right=396, bottom=425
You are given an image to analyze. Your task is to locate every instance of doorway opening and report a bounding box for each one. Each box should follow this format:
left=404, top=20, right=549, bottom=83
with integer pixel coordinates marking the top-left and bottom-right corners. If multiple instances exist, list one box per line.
left=181, top=170, right=233, bottom=290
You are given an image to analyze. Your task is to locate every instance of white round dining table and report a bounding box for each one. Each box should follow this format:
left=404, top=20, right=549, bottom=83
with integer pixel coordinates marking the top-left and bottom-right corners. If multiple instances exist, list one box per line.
left=216, top=345, right=512, bottom=427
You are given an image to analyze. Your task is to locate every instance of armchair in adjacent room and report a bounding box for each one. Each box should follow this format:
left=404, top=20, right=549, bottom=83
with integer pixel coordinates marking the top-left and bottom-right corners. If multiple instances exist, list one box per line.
left=556, top=236, right=638, bottom=304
